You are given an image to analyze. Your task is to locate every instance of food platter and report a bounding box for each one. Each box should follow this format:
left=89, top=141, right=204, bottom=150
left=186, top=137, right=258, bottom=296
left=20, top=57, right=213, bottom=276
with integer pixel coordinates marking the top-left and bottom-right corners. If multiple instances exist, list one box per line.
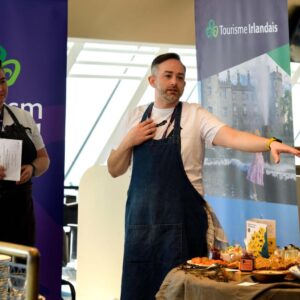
left=186, top=258, right=229, bottom=271
left=252, top=270, right=290, bottom=283
left=186, top=260, right=215, bottom=269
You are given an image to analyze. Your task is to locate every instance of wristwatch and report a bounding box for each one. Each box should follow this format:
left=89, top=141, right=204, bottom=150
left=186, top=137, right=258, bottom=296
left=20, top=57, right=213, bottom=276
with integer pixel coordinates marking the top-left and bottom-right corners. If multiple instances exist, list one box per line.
left=30, top=162, right=36, bottom=177
left=266, top=137, right=282, bottom=150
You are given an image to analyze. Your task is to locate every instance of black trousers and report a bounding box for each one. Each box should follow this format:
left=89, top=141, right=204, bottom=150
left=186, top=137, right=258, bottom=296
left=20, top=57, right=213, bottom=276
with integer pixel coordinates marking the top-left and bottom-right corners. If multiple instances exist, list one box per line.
left=0, top=183, right=35, bottom=246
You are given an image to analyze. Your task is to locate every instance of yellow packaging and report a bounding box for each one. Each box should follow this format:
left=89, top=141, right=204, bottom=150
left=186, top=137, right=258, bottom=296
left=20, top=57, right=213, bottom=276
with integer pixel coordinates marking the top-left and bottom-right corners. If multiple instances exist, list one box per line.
left=251, top=218, right=276, bottom=255
left=246, top=220, right=268, bottom=257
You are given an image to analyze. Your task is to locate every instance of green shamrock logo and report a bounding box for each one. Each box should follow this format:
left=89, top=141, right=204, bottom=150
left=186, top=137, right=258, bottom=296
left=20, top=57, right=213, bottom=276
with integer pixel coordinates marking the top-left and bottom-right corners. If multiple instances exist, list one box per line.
left=206, top=19, right=219, bottom=39
left=0, top=46, right=21, bottom=87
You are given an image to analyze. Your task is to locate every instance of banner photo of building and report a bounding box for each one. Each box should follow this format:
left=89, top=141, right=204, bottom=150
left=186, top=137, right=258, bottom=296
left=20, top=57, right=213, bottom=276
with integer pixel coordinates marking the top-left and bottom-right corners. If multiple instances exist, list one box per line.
left=1, top=1, right=67, bottom=299
left=194, top=0, right=300, bottom=247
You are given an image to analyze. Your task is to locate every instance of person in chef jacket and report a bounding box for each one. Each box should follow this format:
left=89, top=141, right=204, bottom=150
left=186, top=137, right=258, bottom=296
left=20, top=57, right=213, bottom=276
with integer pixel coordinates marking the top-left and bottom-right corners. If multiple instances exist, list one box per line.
left=0, top=60, right=50, bottom=246
left=107, top=53, right=300, bottom=300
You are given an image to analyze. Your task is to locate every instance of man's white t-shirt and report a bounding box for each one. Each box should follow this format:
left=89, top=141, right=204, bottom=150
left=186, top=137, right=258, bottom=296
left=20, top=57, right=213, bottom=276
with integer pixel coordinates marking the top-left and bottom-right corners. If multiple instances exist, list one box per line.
left=116, top=101, right=225, bottom=196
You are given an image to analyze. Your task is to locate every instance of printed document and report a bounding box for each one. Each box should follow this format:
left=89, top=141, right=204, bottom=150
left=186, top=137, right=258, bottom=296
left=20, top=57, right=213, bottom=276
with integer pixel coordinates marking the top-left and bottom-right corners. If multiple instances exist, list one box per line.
left=0, top=138, right=22, bottom=181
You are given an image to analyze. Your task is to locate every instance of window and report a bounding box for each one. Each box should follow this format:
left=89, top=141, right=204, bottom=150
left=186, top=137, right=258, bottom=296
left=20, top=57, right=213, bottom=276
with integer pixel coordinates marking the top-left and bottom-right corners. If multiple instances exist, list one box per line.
left=65, top=39, right=198, bottom=186
left=65, top=39, right=300, bottom=187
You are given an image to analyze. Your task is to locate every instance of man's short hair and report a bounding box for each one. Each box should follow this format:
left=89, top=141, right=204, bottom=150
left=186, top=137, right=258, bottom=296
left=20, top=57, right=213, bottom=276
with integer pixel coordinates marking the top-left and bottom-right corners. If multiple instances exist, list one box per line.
left=151, top=53, right=186, bottom=74
left=0, top=60, right=2, bottom=69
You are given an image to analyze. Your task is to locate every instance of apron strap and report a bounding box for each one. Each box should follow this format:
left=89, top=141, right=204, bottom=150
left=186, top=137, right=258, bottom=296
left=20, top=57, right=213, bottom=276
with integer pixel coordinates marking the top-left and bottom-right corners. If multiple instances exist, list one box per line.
left=141, top=102, right=182, bottom=138
left=141, top=102, right=154, bottom=122
left=173, top=102, right=182, bottom=136
left=3, top=104, right=32, bottom=133
left=4, top=104, right=22, bottom=126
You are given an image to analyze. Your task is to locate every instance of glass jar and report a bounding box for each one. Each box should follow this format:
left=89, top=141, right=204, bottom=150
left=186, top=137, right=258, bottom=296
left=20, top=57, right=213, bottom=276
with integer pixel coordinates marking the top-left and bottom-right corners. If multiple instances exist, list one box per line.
left=211, top=247, right=221, bottom=260
left=239, top=251, right=255, bottom=272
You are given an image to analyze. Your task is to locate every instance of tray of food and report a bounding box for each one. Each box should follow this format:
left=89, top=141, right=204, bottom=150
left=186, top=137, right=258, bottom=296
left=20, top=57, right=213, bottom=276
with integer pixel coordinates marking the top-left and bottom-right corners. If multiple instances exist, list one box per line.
left=187, top=256, right=227, bottom=268
left=187, top=246, right=300, bottom=283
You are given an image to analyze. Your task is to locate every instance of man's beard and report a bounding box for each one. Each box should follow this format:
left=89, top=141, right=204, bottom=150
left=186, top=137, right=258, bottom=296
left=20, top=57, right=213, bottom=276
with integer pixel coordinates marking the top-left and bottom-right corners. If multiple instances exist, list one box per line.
left=160, top=88, right=182, bottom=104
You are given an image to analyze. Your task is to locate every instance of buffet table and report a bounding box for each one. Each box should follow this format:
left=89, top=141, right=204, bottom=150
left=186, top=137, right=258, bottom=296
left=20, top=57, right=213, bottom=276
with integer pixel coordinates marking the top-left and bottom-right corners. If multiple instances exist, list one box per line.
left=156, top=266, right=300, bottom=300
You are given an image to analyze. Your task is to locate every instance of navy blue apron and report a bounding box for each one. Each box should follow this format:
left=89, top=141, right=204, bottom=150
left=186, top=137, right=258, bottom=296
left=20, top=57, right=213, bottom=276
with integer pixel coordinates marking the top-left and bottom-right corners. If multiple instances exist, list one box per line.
left=0, top=105, right=37, bottom=246
left=121, top=102, right=208, bottom=300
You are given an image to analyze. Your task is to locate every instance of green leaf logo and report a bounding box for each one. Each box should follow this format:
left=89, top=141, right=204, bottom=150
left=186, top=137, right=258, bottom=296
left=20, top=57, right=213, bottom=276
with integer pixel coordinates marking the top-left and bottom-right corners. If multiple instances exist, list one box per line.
left=0, top=46, right=21, bottom=87
left=206, top=19, right=219, bottom=39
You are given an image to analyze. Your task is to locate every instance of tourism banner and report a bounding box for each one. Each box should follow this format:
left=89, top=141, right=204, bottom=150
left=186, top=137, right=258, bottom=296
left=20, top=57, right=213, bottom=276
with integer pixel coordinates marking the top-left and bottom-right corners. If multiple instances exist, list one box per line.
left=1, top=1, right=67, bottom=299
left=195, top=0, right=300, bottom=248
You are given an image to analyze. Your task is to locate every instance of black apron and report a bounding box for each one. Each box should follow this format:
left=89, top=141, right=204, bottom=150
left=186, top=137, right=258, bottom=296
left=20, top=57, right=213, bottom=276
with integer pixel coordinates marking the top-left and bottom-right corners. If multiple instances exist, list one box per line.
left=0, top=105, right=37, bottom=246
left=121, top=102, right=208, bottom=300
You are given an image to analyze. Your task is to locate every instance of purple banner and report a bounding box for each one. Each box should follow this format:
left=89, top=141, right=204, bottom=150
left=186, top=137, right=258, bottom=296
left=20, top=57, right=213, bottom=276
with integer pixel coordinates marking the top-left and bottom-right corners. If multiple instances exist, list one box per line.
left=1, top=1, right=67, bottom=299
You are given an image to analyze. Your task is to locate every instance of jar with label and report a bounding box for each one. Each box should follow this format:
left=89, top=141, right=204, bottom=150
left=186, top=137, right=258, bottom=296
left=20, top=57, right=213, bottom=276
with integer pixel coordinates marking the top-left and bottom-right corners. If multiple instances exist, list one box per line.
left=239, top=251, right=254, bottom=272
left=211, top=247, right=221, bottom=260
